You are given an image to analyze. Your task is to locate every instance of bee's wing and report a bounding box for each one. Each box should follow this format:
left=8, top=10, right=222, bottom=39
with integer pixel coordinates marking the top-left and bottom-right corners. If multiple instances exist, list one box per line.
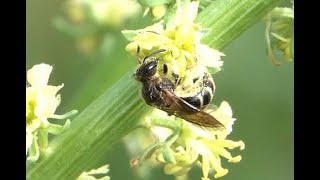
left=160, top=90, right=225, bottom=130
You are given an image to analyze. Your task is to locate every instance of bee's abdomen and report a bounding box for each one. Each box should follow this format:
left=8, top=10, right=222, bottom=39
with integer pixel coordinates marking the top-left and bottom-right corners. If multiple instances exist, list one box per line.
left=181, top=87, right=212, bottom=109
left=182, top=95, right=202, bottom=109
left=181, top=73, right=215, bottom=109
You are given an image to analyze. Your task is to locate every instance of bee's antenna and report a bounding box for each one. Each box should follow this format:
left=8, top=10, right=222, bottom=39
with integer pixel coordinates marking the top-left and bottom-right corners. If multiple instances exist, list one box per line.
left=145, top=30, right=160, bottom=35
left=143, top=49, right=166, bottom=63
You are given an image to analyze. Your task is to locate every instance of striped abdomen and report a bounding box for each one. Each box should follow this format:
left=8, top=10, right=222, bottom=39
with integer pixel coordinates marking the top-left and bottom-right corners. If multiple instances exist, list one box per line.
left=181, top=73, right=215, bottom=109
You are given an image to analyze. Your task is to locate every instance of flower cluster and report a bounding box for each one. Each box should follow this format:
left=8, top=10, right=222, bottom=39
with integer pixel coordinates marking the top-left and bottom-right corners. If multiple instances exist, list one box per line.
left=64, top=0, right=141, bottom=27
left=26, top=63, right=77, bottom=162
left=264, top=3, right=294, bottom=65
left=124, top=1, right=224, bottom=83
left=138, top=102, right=244, bottom=179
left=55, top=0, right=141, bottom=55
left=123, top=1, right=245, bottom=179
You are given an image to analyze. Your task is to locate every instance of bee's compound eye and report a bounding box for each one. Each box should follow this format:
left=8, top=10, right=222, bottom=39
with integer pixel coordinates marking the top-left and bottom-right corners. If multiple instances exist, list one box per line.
left=137, top=60, right=158, bottom=78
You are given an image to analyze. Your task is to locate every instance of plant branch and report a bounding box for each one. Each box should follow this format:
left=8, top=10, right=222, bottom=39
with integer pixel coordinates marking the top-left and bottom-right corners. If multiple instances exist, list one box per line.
left=196, top=0, right=282, bottom=49
left=27, top=73, right=151, bottom=179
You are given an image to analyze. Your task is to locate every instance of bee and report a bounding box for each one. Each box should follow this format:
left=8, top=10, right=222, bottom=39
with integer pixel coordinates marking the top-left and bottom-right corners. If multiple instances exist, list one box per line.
left=134, top=47, right=224, bottom=129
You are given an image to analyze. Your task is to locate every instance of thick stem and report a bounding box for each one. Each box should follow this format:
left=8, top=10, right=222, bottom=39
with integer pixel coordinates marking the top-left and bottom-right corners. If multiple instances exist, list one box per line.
left=196, top=0, right=282, bottom=49
left=27, top=73, right=150, bottom=179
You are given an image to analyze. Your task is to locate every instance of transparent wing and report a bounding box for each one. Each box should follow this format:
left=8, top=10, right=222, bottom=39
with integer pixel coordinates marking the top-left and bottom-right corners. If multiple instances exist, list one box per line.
left=160, top=90, right=225, bottom=130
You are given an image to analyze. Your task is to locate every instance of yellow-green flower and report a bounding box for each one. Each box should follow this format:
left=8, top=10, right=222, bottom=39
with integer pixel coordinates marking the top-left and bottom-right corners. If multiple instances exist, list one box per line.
left=150, top=4, right=167, bottom=20
left=264, top=5, right=294, bottom=65
left=26, top=63, right=77, bottom=162
left=123, top=1, right=224, bottom=84
left=65, top=0, right=141, bottom=27
left=57, top=0, right=141, bottom=56
left=77, top=164, right=110, bottom=180
left=140, top=101, right=244, bottom=179
left=123, top=1, right=244, bottom=179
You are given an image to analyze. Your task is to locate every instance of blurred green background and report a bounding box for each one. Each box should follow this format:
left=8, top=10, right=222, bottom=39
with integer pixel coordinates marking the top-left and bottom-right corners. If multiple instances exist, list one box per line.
left=26, top=1, right=293, bottom=180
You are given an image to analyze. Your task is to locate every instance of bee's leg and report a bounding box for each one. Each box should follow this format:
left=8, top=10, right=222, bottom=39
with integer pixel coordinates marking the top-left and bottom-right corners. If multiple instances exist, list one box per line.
left=149, top=86, right=158, bottom=98
left=172, top=72, right=180, bottom=86
left=166, top=112, right=174, bottom=116
left=136, top=45, right=141, bottom=64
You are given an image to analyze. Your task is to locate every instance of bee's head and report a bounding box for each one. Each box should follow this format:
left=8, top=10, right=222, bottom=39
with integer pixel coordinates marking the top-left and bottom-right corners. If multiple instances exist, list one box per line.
left=134, top=60, right=158, bottom=81
left=134, top=48, right=166, bottom=82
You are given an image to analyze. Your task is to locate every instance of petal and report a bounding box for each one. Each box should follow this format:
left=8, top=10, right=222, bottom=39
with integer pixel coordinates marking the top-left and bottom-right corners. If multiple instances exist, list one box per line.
left=196, top=45, right=224, bottom=68
left=164, top=163, right=191, bottom=176
left=85, top=164, right=110, bottom=175
left=201, top=152, right=210, bottom=180
left=27, top=132, right=40, bottom=162
left=34, top=84, right=64, bottom=118
left=26, top=131, right=33, bottom=155
left=214, top=168, right=228, bottom=178
left=77, top=164, right=110, bottom=180
left=228, top=155, right=242, bottom=163
left=183, top=1, right=199, bottom=24
left=26, top=117, right=42, bottom=133
left=211, top=101, right=235, bottom=135
left=27, top=64, right=53, bottom=87
left=26, top=87, right=37, bottom=121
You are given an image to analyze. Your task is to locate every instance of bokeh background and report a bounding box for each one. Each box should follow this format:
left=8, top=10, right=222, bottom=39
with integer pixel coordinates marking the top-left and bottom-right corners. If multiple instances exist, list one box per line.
left=26, top=0, right=293, bottom=180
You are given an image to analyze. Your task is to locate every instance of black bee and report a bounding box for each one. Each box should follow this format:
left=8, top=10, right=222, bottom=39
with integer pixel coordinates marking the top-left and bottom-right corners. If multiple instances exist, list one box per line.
left=134, top=47, right=224, bottom=129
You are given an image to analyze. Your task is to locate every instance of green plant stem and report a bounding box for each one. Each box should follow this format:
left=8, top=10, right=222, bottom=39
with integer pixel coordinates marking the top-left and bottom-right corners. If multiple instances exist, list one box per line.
left=26, top=0, right=282, bottom=179
left=196, top=0, right=282, bottom=49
